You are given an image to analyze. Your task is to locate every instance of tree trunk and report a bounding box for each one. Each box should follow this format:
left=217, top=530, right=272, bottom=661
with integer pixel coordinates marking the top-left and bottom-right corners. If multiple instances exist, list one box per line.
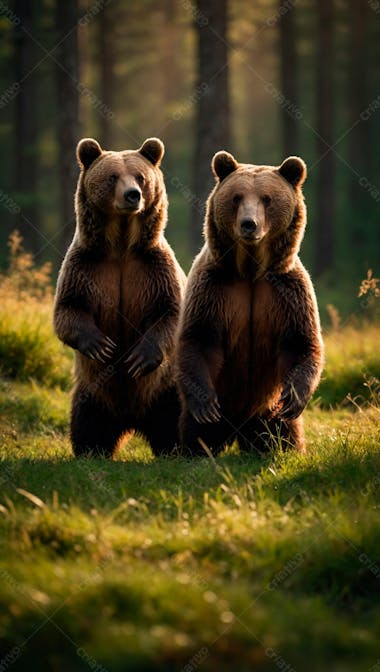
left=98, top=1, right=115, bottom=148
left=348, top=0, right=370, bottom=251
left=191, top=0, right=231, bottom=253
left=55, top=0, right=79, bottom=256
left=314, top=0, right=335, bottom=277
left=279, top=0, right=298, bottom=157
left=13, top=0, right=39, bottom=253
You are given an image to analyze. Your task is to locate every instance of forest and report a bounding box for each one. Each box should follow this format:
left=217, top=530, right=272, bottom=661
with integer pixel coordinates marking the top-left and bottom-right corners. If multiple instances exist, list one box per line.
left=0, top=2, right=380, bottom=671
left=1, top=0, right=380, bottom=318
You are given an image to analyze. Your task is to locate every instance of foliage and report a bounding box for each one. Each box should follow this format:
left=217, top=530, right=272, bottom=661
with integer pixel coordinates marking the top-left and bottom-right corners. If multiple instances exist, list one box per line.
left=358, top=269, right=380, bottom=321
left=0, top=232, right=72, bottom=387
left=359, top=269, right=380, bottom=301
left=1, top=231, right=52, bottom=301
left=318, top=324, right=380, bottom=407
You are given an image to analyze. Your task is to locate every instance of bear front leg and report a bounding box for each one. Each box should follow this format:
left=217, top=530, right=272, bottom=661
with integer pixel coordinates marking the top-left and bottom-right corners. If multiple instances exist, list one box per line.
left=276, top=273, right=324, bottom=421
left=54, top=302, right=116, bottom=364
left=70, top=388, right=125, bottom=458
left=53, top=253, right=117, bottom=364
left=125, top=254, right=184, bottom=378
left=277, top=355, right=322, bottom=421
left=175, top=279, right=226, bottom=451
left=176, top=335, right=224, bottom=425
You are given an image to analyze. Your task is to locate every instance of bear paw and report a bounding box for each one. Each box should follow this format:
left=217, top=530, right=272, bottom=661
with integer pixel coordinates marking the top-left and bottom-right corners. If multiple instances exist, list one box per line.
left=277, top=383, right=307, bottom=420
left=125, top=339, right=163, bottom=378
left=188, top=390, right=221, bottom=424
left=77, top=330, right=116, bottom=364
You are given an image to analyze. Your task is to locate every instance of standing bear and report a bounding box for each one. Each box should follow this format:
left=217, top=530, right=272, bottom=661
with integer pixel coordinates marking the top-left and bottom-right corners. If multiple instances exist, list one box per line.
left=176, top=151, right=324, bottom=454
left=54, top=137, right=186, bottom=458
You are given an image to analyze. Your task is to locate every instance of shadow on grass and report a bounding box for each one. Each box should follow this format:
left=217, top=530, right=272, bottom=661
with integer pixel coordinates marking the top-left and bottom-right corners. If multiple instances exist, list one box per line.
left=1, top=438, right=380, bottom=514
left=0, top=451, right=270, bottom=513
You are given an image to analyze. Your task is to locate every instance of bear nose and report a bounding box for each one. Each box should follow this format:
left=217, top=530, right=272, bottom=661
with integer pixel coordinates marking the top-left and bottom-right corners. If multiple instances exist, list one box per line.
left=124, top=188, right=141, bottom=206
left=240, top=218, right=257, bottom=236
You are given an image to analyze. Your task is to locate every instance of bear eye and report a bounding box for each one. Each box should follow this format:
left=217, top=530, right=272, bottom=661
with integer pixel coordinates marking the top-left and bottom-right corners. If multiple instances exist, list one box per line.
left=135, top=173, right=145, bottom=186
left=108, top=174, right=118, bottom=186
left=262, top=195, right=271, bottom=206
left=233, top=194, right=242, bottom=205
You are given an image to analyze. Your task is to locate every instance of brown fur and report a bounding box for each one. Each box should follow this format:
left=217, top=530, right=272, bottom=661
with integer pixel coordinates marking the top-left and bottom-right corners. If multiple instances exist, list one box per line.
left=54, top=137, right=186, bottom=458
left=175, top=151, right=324, bottom=455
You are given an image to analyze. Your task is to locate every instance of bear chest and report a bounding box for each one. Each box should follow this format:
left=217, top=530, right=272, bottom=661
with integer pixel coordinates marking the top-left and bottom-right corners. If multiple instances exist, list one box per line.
left=90, top=257, right=148, bottom=334
left=224, top=278, right=282, bottom=356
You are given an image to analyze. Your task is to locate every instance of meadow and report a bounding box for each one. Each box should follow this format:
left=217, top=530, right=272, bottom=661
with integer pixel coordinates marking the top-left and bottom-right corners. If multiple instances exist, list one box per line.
left=0, top=236, right=380, bottom=671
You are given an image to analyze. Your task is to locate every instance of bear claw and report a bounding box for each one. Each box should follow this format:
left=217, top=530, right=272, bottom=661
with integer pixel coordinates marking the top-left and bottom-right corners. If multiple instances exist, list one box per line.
left=125, top=341, right=163, bottom=378
left=277, top=384, right=305, bottom=420
left=189, top=395, right=221, bottom=424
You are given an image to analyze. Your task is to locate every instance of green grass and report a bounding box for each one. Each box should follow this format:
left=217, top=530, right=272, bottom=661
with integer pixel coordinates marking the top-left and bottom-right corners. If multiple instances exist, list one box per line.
left=0, top=298, right=72, bottom=388
left=0, top=236, right=73, bottom=389
left=0, top=374, right=380, bottom=671
left=319, top=324, right=380, bottom=406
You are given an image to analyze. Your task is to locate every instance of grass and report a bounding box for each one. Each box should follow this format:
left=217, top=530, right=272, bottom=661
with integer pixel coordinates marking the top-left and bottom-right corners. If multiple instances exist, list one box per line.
left=1, top=236, right=380, bottom=670
left=0, top=297, right=72, bottom=387
left=0, top=232, right=72, bottom=388
left=318, top=324, right=380, bottom=406
left=1, top=366, right=380, bottom=671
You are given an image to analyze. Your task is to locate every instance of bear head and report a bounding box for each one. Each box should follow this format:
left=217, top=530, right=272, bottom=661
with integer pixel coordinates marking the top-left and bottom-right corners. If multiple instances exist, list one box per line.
left=206, top=151, right=307, bottom=276
left=75, top=137, right=167, bottom=251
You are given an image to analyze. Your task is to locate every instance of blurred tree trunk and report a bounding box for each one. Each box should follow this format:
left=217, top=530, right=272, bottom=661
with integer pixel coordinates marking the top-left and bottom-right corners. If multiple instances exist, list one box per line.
left=191, top=0, right=231, bottom=253
left=55, top=0, right=79, bottom=255
left=160, top=0, right=182, bottom=154
left=98, top=1, right=115, bottom=148
left=279, top=0, right=298, bottom=157
left=348, top=0, right=370, bottom=250
left=13, top=0, right=39, bottom=253
left=314, top=0, right=335, bottom=277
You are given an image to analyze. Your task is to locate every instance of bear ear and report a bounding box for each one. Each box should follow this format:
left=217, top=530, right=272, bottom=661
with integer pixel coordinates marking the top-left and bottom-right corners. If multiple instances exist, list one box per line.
left=278, top=156, right=307, bottom=187
left=139, top=137, right=165, bottom=166
left=212, top=151, right=238, bottom=182
left=77, top=138, right=102, bottom=169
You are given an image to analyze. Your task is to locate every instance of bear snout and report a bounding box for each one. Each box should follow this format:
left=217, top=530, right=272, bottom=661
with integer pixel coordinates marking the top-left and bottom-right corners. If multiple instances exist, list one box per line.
left=238, top=217, right=266, bottom=242
left=235, top=197, right=267, bottom=243
left=240, top=217, right=257, bottom=237
left=123, top=188, right=141, bottom=208
left=114, top=180, right=143, bottom=213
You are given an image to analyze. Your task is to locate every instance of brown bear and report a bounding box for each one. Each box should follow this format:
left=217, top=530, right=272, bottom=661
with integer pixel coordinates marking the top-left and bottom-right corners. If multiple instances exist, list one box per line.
left=175, top=150, right=324, bottom=455
left=54, top=137, right=186, bottom=458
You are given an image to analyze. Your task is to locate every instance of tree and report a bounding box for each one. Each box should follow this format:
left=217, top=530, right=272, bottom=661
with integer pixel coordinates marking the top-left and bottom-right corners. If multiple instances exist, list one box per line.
left=278, top=0, right=299, bottom=156
left=314, top=0, right=335, bottom=277
left=98, top=1, right=116, bottom=148
left=13, top=0, right=39, bottom=253
left=348, top=0, right=371, bottom=252
left=55, top=0, right=79, bottom=255
left=191, top=0, right=231, bottom=252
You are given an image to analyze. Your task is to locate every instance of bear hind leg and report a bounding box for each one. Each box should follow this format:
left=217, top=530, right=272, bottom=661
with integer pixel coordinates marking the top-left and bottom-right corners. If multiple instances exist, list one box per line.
left=238, top=415, right=306, bottom=454
left=70, top=391, right=125, bottom=459
left=179, top=410, right=233, bottom=457
left=138, top=387, right=181, bottom=457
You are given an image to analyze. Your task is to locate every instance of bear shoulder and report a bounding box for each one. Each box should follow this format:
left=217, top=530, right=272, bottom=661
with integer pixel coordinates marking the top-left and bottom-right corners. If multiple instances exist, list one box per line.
left=179, top=246, right=227, bottom=333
